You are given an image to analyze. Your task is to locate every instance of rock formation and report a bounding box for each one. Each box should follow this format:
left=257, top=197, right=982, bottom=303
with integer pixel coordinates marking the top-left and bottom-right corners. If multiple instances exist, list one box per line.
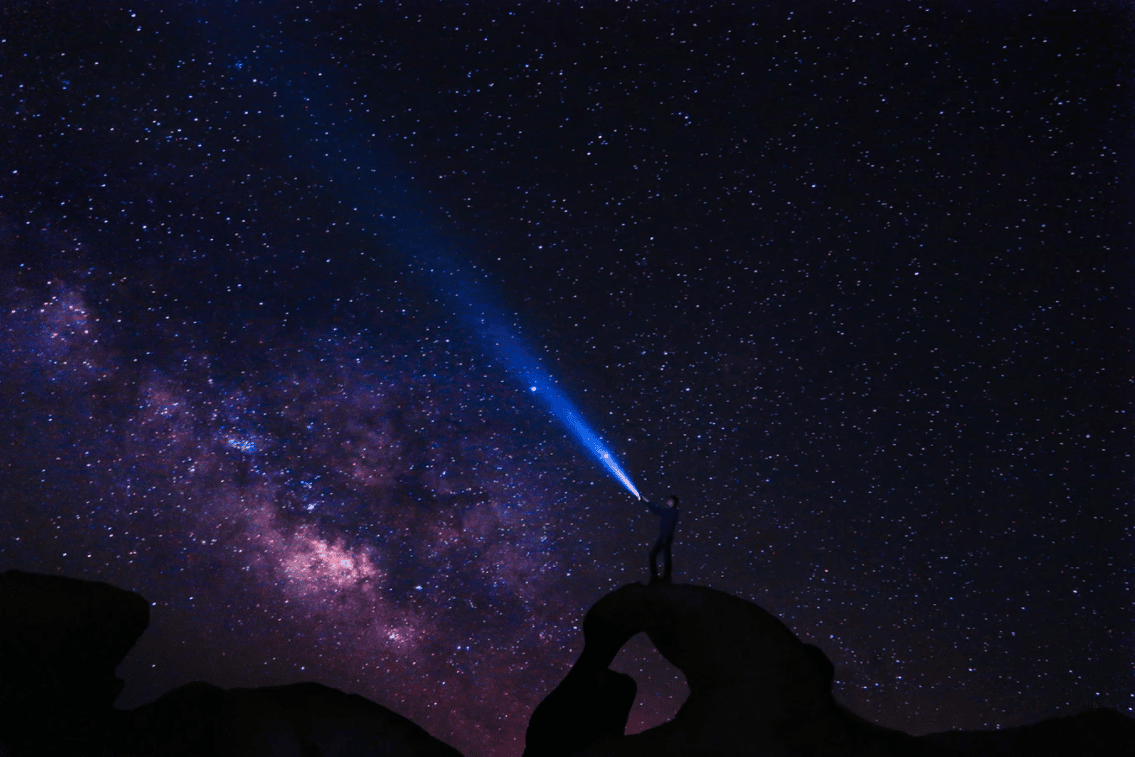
left=524, top=581, right=928, bottom=757
left=524, top=667, right=636, bottom=757
left=0, top=569, right=150, bottom=754
left=0, top=569, right=462, bottom=757
left=524, top=582, right=1135, bottom=757
left=3, top=569, right=1130, bottom=757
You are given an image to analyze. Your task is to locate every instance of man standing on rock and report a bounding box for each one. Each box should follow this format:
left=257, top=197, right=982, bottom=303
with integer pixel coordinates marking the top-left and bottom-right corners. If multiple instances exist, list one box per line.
left=642, top=494, right=680, bottom=583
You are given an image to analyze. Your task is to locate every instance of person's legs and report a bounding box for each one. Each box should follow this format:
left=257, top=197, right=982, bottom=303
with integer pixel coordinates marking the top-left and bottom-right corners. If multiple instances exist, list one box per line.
left=649, top=539, right=663, bottom=581
left=662, top=538, right=673, bottom=582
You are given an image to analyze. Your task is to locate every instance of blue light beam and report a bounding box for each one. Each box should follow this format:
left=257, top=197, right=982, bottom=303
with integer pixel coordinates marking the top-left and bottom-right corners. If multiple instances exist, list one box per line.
left=485, top=322, right=641, bottom=500
left=205, top=22, right=642, bottom=498
left=411, top=248, right=642, bottom=500
left=408, top=235, right=642, bottom=499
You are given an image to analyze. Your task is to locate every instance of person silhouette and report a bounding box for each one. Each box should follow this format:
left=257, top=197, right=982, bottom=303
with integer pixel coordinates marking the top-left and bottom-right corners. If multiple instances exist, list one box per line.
left=643, top=494, right=680, bottom=583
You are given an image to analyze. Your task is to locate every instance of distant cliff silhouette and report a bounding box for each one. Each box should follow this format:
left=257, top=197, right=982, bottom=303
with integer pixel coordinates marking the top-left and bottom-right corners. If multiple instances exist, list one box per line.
left=123, top=679, right=462, bottom=757
left=1, top=570, right=1130, bottom=757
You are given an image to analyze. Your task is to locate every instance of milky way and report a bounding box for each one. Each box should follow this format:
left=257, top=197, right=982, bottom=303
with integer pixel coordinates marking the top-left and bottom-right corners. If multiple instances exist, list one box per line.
left=1, top=3, right=1130, bottom=756
left=2, top=277, right=619, bottom=748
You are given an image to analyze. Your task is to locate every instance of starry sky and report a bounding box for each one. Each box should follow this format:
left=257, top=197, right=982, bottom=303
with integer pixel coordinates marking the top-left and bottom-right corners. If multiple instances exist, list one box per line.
left=1, top=2, right=1131, bottom=755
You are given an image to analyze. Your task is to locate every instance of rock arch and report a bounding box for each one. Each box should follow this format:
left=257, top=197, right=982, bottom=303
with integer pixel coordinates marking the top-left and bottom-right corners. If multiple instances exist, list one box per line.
left=524, top=582, right=923, bottom=757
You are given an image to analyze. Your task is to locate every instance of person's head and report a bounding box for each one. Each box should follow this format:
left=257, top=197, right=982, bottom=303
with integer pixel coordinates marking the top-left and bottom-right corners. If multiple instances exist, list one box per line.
left=667, top=494, right=679, bottom=508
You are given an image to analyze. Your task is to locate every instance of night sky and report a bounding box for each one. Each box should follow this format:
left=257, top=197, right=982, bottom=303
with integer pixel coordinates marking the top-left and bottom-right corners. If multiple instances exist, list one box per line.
left=1, top=2, right=1131, bottom=756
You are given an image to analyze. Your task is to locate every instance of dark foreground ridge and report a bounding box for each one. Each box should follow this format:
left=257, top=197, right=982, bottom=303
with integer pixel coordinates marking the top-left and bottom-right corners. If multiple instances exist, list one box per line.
left=524, top=581, right=1133, bottom=757
left=1, top=570, right=1130, bottom=757
left=0, top=569, right=462, bottom=757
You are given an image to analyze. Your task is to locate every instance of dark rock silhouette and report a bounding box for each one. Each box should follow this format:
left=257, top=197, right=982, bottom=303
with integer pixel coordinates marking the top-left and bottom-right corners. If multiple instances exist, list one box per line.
left=524, top=667, right=636, bottom=757
left=923, top=708, right=1135, bottom=757
left=524, top=582, right=1133, bottom=757
left=524, top=581, right=925, bottom=756
left=118, top=680, right=464, bottom=757
left=3, top=570, right=1130, bottom=757
left=0, top=569, right=462, bottom=757
left=0, top=569, right=150, bottom=753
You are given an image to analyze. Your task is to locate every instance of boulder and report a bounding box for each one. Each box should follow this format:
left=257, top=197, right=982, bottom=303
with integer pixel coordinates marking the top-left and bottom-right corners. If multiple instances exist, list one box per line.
left=0, top=569, right=150, bottom=753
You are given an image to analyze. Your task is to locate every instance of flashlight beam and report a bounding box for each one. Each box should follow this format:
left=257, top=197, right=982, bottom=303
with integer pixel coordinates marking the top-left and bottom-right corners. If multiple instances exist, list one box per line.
left=486, top=324, right=641, bottom=500
left=207, top=26, right=640, bottom=497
